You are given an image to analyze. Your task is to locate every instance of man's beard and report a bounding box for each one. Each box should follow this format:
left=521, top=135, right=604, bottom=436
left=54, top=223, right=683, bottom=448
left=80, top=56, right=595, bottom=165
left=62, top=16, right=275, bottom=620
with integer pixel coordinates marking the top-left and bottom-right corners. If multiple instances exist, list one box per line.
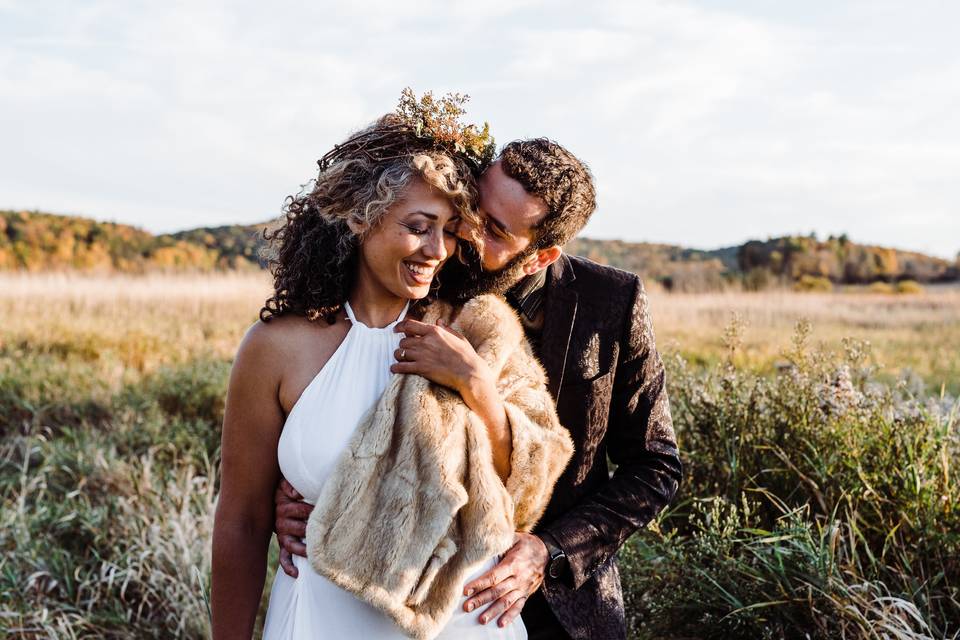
left=435, top=242, right=536, bottom=302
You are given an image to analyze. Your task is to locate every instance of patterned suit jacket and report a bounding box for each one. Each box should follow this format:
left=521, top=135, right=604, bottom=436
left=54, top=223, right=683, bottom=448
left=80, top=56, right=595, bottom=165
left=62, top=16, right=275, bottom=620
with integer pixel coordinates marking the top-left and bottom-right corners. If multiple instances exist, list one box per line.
left=530, top=254, right=682, bottom=640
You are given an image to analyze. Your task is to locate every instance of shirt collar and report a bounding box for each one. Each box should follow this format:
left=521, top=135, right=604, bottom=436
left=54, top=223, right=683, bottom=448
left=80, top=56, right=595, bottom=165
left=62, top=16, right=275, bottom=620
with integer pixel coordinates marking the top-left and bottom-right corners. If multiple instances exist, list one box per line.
left=505, top=268, right=548, bottom=323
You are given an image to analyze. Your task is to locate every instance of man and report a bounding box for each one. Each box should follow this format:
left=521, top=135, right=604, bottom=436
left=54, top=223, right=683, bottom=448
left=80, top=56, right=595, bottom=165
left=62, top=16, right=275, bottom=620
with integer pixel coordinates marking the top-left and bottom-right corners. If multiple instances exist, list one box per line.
left=274, top=138, right=682, bottom=639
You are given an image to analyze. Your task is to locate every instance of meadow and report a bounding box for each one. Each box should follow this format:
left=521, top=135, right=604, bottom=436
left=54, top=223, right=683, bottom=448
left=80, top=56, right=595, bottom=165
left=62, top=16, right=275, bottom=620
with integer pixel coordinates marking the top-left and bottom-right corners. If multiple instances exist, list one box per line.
left=0, top=272, right=957, bottom=638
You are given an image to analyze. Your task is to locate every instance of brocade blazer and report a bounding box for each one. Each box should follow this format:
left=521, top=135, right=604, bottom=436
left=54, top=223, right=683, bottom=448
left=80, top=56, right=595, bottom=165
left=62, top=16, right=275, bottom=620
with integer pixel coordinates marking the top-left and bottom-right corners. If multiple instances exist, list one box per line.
left=531, top=254, right=683, bottom=640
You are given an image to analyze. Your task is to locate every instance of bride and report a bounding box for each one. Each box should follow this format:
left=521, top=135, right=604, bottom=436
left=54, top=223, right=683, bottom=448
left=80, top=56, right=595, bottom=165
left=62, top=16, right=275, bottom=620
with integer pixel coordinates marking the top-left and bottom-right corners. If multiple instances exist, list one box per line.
left=211, top=104, right=573, bottom=639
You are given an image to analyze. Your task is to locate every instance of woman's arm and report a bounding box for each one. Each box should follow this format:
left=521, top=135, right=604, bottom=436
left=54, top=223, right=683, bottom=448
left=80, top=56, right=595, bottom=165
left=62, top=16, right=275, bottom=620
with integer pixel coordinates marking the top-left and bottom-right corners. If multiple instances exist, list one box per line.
left=495, top=338, right=574, bottom=531
left=212, top=321, right=286, bottom=639
left=390, top=318, right=513, bottom=482
left=451, top=346, right=513, bottom=481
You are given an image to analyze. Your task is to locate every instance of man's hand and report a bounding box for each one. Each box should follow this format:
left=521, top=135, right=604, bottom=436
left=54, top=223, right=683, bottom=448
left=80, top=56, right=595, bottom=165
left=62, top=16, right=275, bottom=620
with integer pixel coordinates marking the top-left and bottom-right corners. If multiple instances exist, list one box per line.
left=461, top=532, right=549, bottom=627
left=391, top=318, right=487, bottom=397
left=274, top=477, right=313, bottom=578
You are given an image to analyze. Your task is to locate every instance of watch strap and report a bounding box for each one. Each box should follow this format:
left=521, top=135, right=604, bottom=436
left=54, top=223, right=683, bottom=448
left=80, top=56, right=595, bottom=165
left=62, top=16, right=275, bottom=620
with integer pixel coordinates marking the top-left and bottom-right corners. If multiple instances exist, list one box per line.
left=538, top=533, right=568, bottom=580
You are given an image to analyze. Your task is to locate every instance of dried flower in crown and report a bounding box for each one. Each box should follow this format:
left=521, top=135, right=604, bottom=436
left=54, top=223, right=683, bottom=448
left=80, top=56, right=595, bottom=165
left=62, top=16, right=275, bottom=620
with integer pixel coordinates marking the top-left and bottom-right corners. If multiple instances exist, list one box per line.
left=317, top=88, right=496, bottom=175
left=395, top=87, right=496, bottom=170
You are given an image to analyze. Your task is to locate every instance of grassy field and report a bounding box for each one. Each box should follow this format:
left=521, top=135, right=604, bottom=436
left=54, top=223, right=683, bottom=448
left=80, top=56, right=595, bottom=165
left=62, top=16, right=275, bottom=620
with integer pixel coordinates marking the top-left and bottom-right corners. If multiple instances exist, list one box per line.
left=648, top=285, right=960, bottom=396
left=1, top=272, right=957, bottom=638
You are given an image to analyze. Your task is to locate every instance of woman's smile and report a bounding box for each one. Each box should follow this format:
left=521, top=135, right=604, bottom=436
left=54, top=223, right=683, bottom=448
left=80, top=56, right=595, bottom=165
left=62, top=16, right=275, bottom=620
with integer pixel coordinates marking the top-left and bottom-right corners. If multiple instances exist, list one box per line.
left=402, top=259, right=440, bottom=286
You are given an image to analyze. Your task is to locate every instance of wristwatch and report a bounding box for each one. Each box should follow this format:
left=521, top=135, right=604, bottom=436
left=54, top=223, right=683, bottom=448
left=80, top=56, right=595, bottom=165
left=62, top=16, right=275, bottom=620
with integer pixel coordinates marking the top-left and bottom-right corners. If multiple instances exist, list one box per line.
left=539, top=533, right=568, bottom=581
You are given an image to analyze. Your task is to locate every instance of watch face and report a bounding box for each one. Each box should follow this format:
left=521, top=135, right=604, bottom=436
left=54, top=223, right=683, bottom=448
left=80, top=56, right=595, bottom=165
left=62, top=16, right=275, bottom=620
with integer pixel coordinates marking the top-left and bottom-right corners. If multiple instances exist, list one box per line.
left=549, top=557, right=563, bottom=579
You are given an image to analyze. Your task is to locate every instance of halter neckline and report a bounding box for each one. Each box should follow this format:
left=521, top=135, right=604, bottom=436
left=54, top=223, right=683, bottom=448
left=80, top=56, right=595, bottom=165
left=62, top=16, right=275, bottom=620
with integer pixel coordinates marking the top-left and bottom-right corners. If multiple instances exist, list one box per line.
left=343, top=300, right=409, bottom=330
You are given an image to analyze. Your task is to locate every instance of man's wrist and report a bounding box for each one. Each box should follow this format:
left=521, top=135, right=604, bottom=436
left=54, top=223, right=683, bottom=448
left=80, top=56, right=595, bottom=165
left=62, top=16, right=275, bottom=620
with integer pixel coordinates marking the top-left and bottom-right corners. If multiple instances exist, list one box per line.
left=537, top=532, right=569, bottom=582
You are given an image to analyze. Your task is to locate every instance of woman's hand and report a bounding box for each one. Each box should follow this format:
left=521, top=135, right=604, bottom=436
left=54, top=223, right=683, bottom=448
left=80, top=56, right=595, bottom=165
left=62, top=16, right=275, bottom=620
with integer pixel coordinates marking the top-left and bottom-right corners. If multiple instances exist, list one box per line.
left=390, top=318, right=488, bottom=396
left=392, top=318, right=513, bottom=481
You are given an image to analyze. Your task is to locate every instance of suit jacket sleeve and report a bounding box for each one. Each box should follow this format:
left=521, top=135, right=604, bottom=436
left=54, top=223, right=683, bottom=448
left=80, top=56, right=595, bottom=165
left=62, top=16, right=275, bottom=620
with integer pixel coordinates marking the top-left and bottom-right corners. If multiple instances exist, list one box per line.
left=540, top=276, right=682, bottom=590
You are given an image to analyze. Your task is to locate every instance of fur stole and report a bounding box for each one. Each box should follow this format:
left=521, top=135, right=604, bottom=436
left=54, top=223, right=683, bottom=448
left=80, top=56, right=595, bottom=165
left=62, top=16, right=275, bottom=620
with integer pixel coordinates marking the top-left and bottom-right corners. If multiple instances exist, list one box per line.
left=305, top=294, right=574, bottom=639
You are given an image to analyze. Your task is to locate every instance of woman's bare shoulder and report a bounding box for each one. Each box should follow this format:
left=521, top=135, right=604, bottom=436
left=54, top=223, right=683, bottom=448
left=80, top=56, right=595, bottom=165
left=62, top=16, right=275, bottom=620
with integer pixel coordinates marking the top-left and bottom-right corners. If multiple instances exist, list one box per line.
left=240, top=313, right=344, bottom=363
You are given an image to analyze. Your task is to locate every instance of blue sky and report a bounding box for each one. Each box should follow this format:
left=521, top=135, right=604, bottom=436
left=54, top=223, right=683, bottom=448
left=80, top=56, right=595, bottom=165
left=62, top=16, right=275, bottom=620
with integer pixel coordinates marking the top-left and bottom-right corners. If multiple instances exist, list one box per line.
left=2, top=1, right=958, bottom=258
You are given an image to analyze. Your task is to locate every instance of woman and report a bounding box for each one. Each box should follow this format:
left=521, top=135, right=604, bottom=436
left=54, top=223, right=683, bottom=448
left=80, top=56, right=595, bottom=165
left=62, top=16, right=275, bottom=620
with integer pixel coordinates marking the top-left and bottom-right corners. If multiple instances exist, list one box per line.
left=211, top=112, right=572, bottom=639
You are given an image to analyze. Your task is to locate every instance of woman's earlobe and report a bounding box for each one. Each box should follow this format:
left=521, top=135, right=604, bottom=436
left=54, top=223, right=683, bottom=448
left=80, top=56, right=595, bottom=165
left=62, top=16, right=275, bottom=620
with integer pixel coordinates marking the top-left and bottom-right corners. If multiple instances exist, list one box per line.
left=346, top=218, right=369, bottom=235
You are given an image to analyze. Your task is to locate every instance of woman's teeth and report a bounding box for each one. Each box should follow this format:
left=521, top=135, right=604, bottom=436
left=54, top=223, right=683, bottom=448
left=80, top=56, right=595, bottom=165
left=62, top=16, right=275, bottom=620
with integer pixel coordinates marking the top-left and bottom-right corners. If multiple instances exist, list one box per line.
left=404, top=262, right=435, bottom=284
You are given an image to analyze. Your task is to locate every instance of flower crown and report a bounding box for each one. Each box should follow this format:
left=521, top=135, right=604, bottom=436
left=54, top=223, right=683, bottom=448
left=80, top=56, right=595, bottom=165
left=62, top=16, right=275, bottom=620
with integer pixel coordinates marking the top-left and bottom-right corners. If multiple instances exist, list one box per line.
left=395, top=88, right=496, bottom=170
left=317, top=88, right=496, bottom=174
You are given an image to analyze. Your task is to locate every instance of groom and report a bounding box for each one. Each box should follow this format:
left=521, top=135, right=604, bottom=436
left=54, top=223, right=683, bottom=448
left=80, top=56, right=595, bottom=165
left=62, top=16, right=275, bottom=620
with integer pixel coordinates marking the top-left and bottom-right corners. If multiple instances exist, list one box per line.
left=274, top=138, right=682, bottom=639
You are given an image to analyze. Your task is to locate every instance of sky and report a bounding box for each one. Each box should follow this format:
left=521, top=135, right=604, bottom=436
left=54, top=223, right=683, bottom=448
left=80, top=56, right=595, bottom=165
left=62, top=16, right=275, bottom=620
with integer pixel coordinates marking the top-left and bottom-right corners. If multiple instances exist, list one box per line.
left=2, top=1, right=959, bottom=258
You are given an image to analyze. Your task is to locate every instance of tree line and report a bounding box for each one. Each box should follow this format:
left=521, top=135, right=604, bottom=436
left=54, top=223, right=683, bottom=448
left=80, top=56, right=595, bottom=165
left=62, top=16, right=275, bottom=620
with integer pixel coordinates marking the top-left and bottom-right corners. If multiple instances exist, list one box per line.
left=3, top=211, right=957, bottom=291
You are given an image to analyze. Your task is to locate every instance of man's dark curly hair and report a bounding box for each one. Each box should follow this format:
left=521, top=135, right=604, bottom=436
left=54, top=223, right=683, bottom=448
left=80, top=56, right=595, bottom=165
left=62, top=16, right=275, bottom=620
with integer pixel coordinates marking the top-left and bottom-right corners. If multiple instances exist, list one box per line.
left=497, top=138, right=597, bottom=248
left=258, top=114, right=480, bottom=325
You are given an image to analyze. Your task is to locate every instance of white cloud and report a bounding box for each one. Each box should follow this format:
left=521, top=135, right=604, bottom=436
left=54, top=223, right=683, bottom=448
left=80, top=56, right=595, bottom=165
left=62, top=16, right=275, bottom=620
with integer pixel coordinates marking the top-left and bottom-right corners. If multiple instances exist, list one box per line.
left=1, top=0, right=958, bottom=258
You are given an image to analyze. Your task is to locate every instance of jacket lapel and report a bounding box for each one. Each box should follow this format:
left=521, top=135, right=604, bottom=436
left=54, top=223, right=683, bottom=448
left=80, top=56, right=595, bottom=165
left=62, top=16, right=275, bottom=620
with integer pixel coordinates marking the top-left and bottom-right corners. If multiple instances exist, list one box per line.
left=541, top=254, right=578, bottom=400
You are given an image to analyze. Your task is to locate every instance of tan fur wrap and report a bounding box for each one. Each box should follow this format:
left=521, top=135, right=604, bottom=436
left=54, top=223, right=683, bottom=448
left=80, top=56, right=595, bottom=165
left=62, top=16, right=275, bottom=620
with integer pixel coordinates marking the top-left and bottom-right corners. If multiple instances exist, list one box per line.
left=305, top=294, right=575, bottom=639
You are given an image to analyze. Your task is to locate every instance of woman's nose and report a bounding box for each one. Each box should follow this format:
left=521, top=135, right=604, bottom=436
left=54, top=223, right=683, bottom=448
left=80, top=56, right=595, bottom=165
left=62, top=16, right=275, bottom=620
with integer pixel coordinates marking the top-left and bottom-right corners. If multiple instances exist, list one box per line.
left=422, top=230, right=448, bottom=261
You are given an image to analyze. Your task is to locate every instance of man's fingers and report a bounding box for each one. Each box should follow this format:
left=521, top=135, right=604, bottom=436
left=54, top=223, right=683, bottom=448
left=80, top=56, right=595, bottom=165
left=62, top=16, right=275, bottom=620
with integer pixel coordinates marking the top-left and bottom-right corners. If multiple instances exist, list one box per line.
left=276, top=518, right=307, bottom=539
left=464, top=562, right=513, bottom=596
left=463, top=551, right=516, bottom=596
left=464, top=576, right=519, bottom=612
left=279, top=533, right=307, bottom=557
left=278, top=547, right=299, bottom=578
left=279, top=477, right=302, bottom=500
left=496, top=595, right=528, bottom=628
left=477, top=589, right=524, bottom=625
left=276, top=501, right=313, bottom=521
left=275, top=484, right=293, bottom=505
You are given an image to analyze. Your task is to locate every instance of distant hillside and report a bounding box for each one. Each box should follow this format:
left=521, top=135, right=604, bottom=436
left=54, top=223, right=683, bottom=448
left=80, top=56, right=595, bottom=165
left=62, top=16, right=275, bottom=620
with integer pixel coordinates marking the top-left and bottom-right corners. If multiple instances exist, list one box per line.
left=565, top=238, right=739, bottom=292
left=167, top=223, right=271, bottom=270
left=566, top=235, right=959, bottom=290
left=2, top=210, right=957, bottom=291
left=0, top=210, right=268, bottom=273
left=738, top=235, right=959, bottom=285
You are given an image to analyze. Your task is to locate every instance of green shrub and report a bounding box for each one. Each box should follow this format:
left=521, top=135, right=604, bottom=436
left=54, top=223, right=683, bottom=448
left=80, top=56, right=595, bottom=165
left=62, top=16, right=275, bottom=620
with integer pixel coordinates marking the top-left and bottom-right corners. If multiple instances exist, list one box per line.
left=743, top=267, right=773, bottom=292
left=0, top=355, right=113, bottom=435
left=867, top=281, right=895, bottom=294
left=137, top=358, right=230, bottom=426
left=621, top=322, right=959, bottom=638
left=896, top=280, right=924, bottom=295
left=623, top=500, right=938, bottom=639
left=0, top=427, right=216, bottom=638
left=792, top=274, right=833, bottom=292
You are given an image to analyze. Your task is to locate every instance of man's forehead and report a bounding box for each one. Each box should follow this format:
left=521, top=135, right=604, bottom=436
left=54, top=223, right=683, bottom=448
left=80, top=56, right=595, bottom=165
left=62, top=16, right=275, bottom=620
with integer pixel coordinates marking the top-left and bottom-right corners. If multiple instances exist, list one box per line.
left=478, top=162, right=548, bottom=233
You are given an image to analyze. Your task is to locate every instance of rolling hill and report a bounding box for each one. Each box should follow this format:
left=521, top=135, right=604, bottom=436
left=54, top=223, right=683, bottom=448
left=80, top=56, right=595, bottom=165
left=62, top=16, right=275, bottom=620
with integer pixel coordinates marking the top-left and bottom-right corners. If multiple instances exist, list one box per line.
left=2, top=210, right=957, bottom=290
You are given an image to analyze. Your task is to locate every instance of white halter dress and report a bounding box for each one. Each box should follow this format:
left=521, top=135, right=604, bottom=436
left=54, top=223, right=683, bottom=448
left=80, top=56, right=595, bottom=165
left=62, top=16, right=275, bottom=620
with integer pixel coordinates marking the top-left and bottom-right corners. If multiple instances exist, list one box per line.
left=262, top=301, right=527, bottom=640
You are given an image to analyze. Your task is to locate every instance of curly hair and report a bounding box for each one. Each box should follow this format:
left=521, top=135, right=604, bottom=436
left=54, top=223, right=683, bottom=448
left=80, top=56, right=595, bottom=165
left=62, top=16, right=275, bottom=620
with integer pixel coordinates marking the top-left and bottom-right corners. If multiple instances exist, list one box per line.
left=498, top=138, right=597, bottom=249
left=259, top=115, right=481, bottom=324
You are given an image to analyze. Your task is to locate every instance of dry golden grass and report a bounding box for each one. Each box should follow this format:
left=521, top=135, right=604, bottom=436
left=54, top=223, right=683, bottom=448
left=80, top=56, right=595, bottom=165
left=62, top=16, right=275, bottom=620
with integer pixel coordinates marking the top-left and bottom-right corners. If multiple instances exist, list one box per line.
left=648, top=285, right=960, bottom=394
left=3, top=272, right=956, bottom=393
left=2, top=271, right=956, bottom=637
left=0, top=272, right=271, bottom=377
